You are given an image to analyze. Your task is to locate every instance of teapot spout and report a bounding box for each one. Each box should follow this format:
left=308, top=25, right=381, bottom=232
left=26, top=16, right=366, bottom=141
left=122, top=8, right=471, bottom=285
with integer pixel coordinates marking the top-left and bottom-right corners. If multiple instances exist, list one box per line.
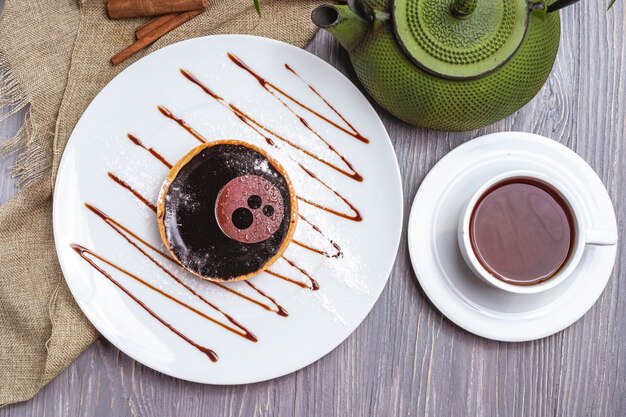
left=311, top=4, right=370, bottom=52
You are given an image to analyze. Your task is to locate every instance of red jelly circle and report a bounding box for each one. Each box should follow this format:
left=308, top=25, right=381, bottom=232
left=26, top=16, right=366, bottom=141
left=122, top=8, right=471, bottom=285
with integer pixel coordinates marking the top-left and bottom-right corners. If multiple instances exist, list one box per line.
left=215, top=175, right=285, bottom=243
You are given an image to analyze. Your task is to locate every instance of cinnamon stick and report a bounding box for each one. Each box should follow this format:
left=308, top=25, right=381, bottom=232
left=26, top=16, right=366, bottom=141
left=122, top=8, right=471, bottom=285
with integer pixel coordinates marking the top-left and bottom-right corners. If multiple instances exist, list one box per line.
left=107, top=0, right=207, bottom=20
left=136, top=13, right=179, bottom=39
left=111, top=10, right=203, bottom=65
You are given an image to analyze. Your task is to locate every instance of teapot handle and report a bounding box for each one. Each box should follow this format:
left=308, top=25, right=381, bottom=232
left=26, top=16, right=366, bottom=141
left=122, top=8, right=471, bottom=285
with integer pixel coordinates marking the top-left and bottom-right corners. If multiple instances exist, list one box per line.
left=546, top=0, right=581, bottom=12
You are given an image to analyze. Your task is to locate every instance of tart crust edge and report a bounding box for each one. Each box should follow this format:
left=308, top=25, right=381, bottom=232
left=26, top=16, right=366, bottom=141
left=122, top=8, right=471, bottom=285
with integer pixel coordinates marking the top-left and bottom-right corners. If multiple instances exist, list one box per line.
left=156, top=139, right=299, bottom=283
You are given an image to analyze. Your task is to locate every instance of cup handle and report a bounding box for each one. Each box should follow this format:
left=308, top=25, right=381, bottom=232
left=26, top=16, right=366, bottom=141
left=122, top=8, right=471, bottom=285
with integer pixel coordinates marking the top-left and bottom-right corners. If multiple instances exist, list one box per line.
left=586, top=229, right=618, bottom=246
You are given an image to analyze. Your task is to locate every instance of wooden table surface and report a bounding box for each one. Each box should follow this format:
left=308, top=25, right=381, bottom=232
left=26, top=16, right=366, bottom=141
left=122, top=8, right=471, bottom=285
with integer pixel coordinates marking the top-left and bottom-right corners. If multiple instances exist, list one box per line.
left=1, top=2, right=625, bottom=416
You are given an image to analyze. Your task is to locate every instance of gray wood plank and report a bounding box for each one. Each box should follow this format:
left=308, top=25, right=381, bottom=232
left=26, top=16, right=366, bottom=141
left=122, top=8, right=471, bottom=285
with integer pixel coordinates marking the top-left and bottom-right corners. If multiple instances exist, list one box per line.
left=1, top=1, right=625, bottom=416
left=0, top=109, right=20, bottom=205
left=0, top=0, right=19, bottom=206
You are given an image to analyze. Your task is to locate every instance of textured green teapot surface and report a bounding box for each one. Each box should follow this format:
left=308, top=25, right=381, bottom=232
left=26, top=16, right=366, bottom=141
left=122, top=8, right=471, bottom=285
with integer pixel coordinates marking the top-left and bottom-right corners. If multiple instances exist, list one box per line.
left=312, top=0, right=561, bottom=131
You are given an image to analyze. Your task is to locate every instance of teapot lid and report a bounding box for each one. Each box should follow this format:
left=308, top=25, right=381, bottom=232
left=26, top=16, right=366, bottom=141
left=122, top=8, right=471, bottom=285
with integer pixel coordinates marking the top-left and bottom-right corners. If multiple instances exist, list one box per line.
left=392, top=0, right=531, bottom=79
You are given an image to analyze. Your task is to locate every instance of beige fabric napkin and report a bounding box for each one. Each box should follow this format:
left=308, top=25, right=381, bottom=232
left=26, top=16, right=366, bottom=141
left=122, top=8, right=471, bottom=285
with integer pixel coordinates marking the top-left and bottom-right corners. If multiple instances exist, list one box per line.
left=0, top=0, right=322, bottom=405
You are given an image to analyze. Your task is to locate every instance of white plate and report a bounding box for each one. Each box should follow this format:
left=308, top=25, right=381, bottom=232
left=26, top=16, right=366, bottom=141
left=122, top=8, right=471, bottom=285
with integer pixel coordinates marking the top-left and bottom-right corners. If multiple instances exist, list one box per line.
left=53, top=35, right=402, bottom=383
left=408, top=132, right=618, bottom=342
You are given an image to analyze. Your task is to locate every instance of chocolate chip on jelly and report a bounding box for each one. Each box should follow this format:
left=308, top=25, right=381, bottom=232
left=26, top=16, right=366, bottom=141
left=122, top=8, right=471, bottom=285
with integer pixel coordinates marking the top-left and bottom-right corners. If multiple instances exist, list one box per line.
left=247, top=195, right=262, bottom=209
left=231, top=207, right=254, bottom=230
left=263, top=205, right=274, bottom=217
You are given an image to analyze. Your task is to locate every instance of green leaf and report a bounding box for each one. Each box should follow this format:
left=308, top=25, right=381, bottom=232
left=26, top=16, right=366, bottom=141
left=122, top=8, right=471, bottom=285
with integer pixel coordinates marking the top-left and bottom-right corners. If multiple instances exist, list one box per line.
left=608, top=0, right=617, bottom=9
left=253, top=0, right=261, bottom=16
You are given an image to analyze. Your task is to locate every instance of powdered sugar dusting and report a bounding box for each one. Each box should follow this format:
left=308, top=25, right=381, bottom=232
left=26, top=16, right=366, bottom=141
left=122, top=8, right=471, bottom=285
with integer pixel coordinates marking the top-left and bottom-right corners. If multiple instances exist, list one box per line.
left=311, top=291, right=348, bottom=327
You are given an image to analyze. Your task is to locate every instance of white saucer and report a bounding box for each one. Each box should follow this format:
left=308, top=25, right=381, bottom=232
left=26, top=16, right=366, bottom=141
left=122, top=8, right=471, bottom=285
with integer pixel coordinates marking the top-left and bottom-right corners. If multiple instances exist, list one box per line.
left=407, top=132, right=618, bottom=342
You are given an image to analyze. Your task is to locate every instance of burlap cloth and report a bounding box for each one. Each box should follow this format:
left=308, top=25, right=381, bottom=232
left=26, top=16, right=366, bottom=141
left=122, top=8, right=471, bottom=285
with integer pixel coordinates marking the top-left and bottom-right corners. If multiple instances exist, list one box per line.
left=0, top=0, right=322, bottom=405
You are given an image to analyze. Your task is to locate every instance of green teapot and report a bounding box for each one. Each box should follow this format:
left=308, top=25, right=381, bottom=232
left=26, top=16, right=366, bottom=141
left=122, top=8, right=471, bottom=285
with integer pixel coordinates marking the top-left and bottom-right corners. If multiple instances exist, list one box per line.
left=312, top=0, right=580, bottom=131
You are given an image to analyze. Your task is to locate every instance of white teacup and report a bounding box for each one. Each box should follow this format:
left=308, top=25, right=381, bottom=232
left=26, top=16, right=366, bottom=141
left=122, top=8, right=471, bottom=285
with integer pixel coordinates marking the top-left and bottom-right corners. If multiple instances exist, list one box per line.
left=458, top=170, right=618, bottom=294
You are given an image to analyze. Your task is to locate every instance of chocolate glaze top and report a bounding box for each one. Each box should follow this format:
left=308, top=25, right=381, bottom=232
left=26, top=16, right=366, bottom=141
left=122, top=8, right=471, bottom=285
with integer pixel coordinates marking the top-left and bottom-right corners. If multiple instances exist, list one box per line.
left=159, top=142, right=295, bottom=281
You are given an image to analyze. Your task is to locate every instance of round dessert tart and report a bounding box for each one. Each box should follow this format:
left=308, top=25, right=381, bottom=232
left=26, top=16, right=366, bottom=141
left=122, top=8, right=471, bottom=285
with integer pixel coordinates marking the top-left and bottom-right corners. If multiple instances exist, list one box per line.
left=157, top=140, right=298, bottom=282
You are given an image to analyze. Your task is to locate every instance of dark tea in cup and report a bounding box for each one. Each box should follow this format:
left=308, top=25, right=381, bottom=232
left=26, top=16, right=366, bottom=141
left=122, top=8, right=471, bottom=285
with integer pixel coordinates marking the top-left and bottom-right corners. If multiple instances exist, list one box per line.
left=459, top=170, right=617, bottom=294
left=469, top=178, right=575, bottom=286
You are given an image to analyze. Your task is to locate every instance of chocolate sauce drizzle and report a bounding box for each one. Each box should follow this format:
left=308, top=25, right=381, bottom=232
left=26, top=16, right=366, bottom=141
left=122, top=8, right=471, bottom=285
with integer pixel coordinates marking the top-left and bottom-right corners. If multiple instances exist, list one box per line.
left=72, top=53, right=369, bottom=361
left=127, top=134, right=173, bottom=168
left=107, top=172, right=157, bottom=212
left=214, top=280, right=288, bottom=317
left=225, top=54, right=363, bottom=181
left=292, top=239, right=340, bottom=259
left=112, top=142, right=341, bottom=260
left=85, top=203, right=257, bottom=342
left=227, top=53, right=369, bottom=145
left=295, top=214, right=343, bottom=259
left=264, top=269, right=311, bottom=290
left=105, top=170, right=317, bottom=292
left=158, top=105, right=206, bottom=144
left=71, top=243, right=218, bottom=361
left=176, top=66, right=363, bottom=222
left=245, top=281, right=288, bottom=317
left=295, top=165, right=363, bottom=222
left=281, top=255, right=320, bottom=291
left=283, top=63, right=367, bottom=144
left=86, top=199, right=288, bottom=316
